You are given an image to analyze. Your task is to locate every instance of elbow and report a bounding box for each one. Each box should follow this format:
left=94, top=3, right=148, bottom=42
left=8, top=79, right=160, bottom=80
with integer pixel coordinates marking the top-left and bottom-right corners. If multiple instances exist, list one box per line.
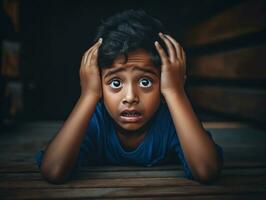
left=40, top=163, right=69, bottom=184
left=195, top=168, right=221, bottom=184
left=193, top=161, right=223, bottom=184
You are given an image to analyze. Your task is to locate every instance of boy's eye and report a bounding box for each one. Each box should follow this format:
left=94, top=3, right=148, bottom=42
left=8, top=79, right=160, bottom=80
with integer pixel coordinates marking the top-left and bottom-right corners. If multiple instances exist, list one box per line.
left=139, top=78, right=152, bottom=88
left=109, top=79, right=122, bottom=89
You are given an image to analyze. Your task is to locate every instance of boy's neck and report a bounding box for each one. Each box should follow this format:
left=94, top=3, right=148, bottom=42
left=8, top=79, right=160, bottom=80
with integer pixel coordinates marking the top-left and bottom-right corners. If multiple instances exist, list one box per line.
left=116, top=130, right=147, bottom=151
left=115, top=125, right=149, bottom=151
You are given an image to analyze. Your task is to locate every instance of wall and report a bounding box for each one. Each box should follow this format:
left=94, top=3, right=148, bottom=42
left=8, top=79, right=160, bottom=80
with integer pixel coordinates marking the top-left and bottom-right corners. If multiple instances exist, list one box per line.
left=182, top=0, right=266, bottom=125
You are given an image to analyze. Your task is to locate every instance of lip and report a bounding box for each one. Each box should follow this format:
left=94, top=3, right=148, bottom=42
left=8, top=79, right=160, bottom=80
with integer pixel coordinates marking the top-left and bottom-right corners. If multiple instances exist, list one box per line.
left=120, top=109, right=143, bottom=123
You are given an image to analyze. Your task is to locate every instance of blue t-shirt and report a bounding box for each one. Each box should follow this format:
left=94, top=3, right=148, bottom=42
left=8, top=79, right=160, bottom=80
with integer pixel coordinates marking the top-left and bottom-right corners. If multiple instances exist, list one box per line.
left=36, top=101, right=223, bottom=180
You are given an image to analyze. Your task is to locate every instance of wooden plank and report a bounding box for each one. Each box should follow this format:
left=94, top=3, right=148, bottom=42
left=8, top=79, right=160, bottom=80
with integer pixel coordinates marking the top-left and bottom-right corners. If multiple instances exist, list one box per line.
left=1, top=159, right=266, bottom=174
left=189, top=45, right=266, bottom=79
left=0, top=164, right=180, bottom=173
left=183, top=0, right=266, bottom=46
left=223, top=148, right=266, bottom=166
left=1, top=150, right=266, bottom=173
left=1, top=124, right=265, bottom=170
left=3, top=194, right=265, bottom=200
left=0, top=195, right=261, bottom=200
left=0, top=122, right=265, bottom=199
left=202, top=122, right=252, bottom=129
left=188, top=86, right=266, bottom=123
left=1, top=168, right=266, bottom=181
left=207, top=128, right=266, bottom=147
left=0, top=170, right=186, bottom=180
left=1, top=184, right=266, bottom=199
left=1, top=168, right=266, bottom=200
left=1, top=174, right=266, bottom=189
left=0, top=177, right=199, bottom=189
left=4, top=152, right=265, bottom=171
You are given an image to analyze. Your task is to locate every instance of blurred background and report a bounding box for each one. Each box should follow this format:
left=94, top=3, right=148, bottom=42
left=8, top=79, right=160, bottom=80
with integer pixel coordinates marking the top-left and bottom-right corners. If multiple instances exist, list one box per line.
left=0, top=0, right=265, bottom=129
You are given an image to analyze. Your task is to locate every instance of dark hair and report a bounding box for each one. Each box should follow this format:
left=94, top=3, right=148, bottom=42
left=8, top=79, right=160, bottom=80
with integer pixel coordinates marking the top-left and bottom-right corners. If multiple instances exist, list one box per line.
left=95, top=9, right=167, bottom=68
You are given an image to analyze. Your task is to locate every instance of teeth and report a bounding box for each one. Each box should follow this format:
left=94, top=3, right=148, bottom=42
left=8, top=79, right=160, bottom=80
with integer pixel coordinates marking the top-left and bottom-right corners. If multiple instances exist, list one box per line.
left=122, top=112, right=140, bottom=117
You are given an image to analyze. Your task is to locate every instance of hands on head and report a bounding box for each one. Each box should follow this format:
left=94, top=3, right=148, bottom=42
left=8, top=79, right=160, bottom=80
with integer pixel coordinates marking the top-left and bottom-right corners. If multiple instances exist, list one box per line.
left=79, top=38, right=103, bottom=100
left=155, top=33, right=187, bottom=96
left=79, top=34, right=187, bottom=100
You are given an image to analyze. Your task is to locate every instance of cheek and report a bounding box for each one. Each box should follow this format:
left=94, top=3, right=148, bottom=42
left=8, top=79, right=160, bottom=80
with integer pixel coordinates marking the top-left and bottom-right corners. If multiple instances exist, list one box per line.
left=142, top=88, right=161, bottom=112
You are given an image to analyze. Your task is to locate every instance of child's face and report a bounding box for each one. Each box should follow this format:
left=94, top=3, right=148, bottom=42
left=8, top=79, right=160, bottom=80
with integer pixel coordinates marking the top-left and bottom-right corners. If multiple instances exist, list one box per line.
left=101, top=49, right=161, bottom=132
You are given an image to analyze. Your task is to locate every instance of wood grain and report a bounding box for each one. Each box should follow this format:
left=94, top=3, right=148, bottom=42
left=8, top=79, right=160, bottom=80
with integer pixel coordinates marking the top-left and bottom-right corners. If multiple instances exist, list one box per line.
left=188, top=86, right=266, bottom=122
left=189, top=45, right=266, bottom=79
left=0, top=122, right=265, bottom=199
left=183, top=0, right=266, bottom=46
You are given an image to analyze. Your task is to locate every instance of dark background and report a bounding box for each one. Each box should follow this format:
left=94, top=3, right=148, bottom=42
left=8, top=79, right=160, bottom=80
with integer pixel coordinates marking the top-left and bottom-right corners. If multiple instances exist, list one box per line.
left=20, top=0, right=242, bottom=120
left=1, top=1, right=266, bottom=198
left=1, top=0, right=265, bottom=125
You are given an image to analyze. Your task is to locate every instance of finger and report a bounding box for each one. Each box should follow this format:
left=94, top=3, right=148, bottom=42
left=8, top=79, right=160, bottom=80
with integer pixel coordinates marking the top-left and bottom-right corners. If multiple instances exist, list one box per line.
left=84, top=38, right=102, bottom=65
left=82, top=46, right=95, bottom=66
left=154, top=41, right=169, bottom=65
left=90, top=43, right=101, bottom=66
left=81, top=49, right=90, bottom=66
left=159, top=33, right=176, bottom=62
left=164, top=34, right=182, bottom=60
left=85, top=39, right=102, bottom=64
left=87, top=42, right=100, bottom=66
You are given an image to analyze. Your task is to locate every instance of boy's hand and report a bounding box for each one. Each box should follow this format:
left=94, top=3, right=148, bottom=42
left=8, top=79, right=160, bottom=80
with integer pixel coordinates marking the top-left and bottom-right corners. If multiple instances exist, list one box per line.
left=79, top=38, right=102, bottom=100
left=155, top=33, right=187, bottom=96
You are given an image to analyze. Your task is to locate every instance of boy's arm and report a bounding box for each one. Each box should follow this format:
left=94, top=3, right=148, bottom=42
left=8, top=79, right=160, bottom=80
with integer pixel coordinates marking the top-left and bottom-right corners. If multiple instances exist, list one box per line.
left=155, top=33, right=222, bottom=183
left=40, top=39, right=102, bottom=184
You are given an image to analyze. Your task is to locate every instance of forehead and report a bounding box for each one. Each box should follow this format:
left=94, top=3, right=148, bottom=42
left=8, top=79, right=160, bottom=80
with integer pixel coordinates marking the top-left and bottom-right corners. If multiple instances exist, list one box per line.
left=113, top=49, right=154, bottom=66
left=101, top=49, right=159, bottom=76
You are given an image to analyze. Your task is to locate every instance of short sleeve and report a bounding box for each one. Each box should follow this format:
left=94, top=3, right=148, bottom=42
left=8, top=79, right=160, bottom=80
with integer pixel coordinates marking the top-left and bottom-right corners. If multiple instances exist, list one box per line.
left=35, top=150, right=44, bottom=169
left=74, top=115, right=99, bottom=168
left=70, top=105, right=103, bottom=171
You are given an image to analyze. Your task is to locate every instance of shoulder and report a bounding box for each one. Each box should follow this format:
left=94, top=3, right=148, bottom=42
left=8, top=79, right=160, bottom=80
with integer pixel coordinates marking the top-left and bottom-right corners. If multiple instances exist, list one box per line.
left=82, top=100, right=113, bottom=152
left=90, top=100, right=110, bottom=124
left=152, top=103, right=174, bottom=128
left=149, top=102, right=176, bottom=138
left=84, top=100, right=111, bottom=137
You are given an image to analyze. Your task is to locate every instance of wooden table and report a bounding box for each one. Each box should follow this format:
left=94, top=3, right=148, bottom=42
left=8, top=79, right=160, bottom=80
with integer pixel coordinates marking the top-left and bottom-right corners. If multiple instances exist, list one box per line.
left=0, top=122, right=266, bottom=199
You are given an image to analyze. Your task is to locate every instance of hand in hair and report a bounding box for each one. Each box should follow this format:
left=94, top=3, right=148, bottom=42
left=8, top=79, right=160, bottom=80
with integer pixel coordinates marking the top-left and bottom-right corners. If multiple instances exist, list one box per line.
left=155, top=33, right=187, bottom=96
left=79, top=38, right=103, bottom=100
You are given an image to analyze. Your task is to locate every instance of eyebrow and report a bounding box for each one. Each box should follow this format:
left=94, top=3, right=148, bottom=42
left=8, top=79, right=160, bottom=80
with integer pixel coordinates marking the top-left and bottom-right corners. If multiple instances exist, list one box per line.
left=104, top=66, right=159, bottom=78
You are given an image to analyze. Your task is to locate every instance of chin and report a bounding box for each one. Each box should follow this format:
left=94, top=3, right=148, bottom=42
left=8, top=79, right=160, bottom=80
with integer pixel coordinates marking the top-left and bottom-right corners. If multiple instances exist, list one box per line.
left=116, top=121, right=150, bottom=134
left=120, top=124, right=143, bottom=131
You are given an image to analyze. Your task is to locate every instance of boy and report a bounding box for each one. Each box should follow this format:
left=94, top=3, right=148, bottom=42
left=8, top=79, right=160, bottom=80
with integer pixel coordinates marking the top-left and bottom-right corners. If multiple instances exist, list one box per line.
left=36, top=9, right=223, bottom=184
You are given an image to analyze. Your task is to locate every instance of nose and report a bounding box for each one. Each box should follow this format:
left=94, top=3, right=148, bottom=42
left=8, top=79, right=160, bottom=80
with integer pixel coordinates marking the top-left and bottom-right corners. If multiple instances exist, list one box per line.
left=122, top=84, right=139, bottom=105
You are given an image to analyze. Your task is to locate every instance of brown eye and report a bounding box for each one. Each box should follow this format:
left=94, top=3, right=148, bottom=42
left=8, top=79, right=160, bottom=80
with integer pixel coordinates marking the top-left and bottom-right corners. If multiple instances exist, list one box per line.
left=139, top=78, right=152, bottom=88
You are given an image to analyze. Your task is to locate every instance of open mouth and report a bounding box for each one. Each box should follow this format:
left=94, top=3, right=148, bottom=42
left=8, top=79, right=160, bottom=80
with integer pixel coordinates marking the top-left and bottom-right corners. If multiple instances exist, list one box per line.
left=120, top=110, right=143, bottom=122
left=121, top=111, right=141, bottom=117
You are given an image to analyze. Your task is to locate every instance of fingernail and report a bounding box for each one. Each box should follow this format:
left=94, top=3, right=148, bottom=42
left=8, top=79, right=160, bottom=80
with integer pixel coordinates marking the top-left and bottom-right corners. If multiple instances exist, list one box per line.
left=155, top=41, right=159, bottom=46
left=159, top=32, right=164, bottom=37
left=99, top=38, right=103, bottom=43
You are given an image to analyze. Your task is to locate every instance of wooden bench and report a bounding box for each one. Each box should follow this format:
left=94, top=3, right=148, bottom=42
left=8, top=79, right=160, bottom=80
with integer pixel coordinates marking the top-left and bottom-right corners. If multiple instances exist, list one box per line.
left=0, top=121, right=266, bottom=199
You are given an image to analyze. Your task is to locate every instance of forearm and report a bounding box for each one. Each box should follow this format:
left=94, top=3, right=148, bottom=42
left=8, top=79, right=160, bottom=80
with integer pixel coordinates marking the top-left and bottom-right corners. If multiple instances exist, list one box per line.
left=41, top=94, right=98, bottom=183
left=164, top=90, right=222, bottom=182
